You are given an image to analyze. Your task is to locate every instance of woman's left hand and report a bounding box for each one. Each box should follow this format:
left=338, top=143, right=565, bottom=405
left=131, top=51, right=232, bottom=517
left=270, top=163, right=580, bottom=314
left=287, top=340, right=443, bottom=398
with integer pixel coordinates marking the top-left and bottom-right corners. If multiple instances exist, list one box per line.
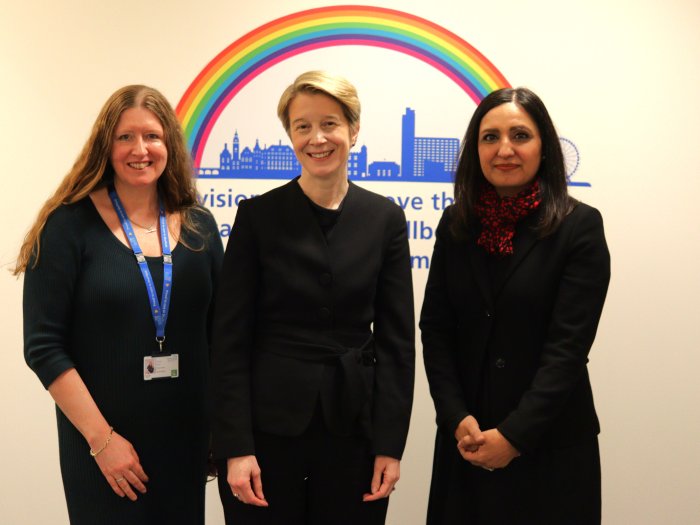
left=458, top=429, right=520, bottom=470
left=362, top=455, right=400, bottom=501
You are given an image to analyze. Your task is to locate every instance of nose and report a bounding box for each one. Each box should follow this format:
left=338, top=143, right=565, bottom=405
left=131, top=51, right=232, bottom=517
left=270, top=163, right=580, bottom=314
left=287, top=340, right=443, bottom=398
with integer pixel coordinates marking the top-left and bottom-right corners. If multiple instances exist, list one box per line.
left=497, top=138, right=514, bottom=157
left=131, top=137, right=148, bottom=155
left=309, top=128, right=327, bottom=145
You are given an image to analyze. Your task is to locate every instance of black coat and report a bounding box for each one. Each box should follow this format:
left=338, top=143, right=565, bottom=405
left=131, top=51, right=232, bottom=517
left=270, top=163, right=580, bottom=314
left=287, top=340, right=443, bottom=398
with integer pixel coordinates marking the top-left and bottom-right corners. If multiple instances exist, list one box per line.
left=210, top=178, right=415, bottom=461
left=420, top=202, right=610, bottom=523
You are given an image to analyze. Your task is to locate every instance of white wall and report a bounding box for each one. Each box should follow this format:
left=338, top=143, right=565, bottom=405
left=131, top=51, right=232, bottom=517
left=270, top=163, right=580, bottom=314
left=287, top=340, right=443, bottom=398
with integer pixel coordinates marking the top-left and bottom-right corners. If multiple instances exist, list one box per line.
left=1, top=1, right=699, bottom=523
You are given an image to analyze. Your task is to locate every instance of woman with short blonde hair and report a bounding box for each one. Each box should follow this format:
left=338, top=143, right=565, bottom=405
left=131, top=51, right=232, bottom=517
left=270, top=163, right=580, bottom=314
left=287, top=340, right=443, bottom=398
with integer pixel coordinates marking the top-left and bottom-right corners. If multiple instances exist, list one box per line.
left=211, top=71, right=415, bottom=525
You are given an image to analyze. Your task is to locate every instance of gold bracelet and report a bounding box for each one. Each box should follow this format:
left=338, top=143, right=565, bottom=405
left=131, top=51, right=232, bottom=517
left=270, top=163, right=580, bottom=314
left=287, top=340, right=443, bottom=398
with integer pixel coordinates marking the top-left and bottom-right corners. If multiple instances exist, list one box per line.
left=89, top=427, right=114, bottom=457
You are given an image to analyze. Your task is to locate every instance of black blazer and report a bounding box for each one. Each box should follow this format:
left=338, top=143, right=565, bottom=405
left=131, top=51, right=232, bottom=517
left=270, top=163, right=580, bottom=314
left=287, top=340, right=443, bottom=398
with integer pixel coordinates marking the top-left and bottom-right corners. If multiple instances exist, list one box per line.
left=210, top=178, right=415, bottom=460
left=420, top=202, right=610, bottom=454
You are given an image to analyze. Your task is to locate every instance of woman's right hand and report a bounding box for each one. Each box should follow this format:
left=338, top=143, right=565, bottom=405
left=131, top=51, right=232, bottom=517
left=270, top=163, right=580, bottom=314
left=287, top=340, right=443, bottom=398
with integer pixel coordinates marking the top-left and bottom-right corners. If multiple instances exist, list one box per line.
left=454, top=415, right=486, bottom=452
left=46, top=370, right=148, bottom=501
left=91, top=430, right=149, bottom=501
left=227, top=455, right=268, bottom=507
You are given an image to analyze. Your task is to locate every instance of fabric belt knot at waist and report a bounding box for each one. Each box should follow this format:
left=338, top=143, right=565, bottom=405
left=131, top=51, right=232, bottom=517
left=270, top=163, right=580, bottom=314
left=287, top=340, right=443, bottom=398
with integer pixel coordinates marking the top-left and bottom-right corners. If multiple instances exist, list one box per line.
left=257, top=329, right=375, bottom=427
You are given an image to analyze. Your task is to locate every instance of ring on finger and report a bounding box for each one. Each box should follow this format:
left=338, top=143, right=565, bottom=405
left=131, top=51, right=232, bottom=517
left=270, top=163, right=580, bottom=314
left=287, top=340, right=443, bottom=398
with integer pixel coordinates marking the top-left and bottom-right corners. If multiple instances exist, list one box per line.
left=115, top=477, right=125, bottom=482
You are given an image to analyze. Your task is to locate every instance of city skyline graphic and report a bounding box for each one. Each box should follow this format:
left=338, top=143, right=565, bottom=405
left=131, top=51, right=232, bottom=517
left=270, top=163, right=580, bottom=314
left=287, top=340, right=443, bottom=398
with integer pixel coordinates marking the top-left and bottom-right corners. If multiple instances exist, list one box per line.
left=197, top=107, right=588, bottom=186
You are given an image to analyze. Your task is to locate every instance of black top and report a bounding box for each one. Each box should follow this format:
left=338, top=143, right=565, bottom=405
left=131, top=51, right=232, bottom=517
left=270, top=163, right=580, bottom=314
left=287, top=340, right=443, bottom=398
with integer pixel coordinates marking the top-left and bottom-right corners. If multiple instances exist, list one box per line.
left=303, top=188, right=344, bottom=237
left=210, top=178, right=415, bottom=461
left=23, top=197, right=223, bottom=525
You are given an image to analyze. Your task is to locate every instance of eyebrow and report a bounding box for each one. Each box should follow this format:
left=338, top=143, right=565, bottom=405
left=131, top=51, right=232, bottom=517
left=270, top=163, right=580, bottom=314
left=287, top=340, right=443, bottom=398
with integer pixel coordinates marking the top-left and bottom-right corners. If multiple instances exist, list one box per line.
left=113, top=129, right=163, bottom=138
left=480, top=125, right=533, bottom=134
left=119, top=126, right=163, bottom=131
left=292, top=114, right=341, bottom=124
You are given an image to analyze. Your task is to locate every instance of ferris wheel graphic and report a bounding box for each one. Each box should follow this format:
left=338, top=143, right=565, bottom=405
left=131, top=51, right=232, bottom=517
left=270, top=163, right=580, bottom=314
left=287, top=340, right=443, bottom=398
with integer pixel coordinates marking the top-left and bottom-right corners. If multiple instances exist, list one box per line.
left=559, top=137, right=590, bottom=187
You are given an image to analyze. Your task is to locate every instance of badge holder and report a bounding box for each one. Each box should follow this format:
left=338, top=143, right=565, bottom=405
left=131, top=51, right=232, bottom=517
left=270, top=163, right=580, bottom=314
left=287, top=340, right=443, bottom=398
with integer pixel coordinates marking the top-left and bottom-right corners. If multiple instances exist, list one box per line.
left=143, top=352, right=179, bottom=380
left=108, top=185, right=178, bottom=382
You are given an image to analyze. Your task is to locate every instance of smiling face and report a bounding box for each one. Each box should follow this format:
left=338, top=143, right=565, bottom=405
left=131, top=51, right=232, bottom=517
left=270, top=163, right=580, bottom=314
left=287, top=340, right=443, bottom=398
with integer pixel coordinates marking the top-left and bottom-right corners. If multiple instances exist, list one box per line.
left=110, top=106, right=168, bottom=190
left=288, top=92, right=358, bottom=183
left=478, top=102, right=542, bottom=197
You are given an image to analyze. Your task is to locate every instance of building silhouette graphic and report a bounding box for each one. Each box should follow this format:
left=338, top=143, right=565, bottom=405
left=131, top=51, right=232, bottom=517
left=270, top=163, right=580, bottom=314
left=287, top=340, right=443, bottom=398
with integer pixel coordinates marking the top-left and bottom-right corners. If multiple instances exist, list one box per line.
left=200, top=108, right=587, bottom=186
left=217, top=131, right=302, bottom=179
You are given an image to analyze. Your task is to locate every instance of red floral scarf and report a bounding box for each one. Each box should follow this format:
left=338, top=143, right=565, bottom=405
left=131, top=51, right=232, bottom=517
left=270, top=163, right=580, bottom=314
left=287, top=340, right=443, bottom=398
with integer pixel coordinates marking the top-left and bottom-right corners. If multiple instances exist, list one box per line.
left=475, top=180, right=541, bottom=256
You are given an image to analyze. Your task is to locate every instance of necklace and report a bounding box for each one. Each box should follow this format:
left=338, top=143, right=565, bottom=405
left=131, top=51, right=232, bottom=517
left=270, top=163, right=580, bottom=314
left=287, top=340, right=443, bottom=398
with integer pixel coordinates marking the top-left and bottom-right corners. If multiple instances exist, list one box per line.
left=129, top=217, right=158, bottom=234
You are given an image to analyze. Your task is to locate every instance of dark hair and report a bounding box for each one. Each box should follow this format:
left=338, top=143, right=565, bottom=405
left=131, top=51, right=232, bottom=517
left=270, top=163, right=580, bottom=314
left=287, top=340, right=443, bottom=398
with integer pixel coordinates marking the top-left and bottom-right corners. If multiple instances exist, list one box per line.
left=451, top=87, right=575, bottom=238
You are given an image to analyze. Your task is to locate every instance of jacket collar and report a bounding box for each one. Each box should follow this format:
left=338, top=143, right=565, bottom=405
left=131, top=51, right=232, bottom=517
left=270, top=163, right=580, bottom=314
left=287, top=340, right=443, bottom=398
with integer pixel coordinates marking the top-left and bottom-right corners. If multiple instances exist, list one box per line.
left=283, top=176, right=358, bottom=246
left=467, top=210, right=541, bottom=307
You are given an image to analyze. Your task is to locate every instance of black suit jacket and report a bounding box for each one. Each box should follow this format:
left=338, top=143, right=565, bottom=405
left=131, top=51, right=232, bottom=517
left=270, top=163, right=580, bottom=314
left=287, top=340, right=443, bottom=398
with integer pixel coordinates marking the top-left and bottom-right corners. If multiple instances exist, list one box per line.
left=420, top=202, right=610, bottom=454
left=210, top=178, right=415, bottom=460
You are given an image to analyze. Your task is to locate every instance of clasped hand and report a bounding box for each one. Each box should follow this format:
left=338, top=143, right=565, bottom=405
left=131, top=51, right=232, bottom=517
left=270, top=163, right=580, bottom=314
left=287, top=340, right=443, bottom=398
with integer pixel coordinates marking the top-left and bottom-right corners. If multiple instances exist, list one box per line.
left=454, top=415, right=520, bottom=470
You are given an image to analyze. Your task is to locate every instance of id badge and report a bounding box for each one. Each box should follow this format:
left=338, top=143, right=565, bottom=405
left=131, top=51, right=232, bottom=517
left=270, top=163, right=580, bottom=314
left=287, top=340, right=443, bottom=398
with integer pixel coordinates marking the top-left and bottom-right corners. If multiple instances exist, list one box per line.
left=144, top=354, right=179, bottom=380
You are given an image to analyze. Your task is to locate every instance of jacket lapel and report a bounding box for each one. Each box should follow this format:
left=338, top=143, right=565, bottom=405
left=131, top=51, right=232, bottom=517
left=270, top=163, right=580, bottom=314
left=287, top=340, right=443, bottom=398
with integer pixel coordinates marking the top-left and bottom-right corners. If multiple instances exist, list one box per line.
left=493, top=213, right=541, bottom=299
left=327, top=181, right=360, bottom=244
left=467, top=211, right=542, bottom=306
left=283, top=177, right=328, bottom=246
left=467, top=231, right=495, bottom=311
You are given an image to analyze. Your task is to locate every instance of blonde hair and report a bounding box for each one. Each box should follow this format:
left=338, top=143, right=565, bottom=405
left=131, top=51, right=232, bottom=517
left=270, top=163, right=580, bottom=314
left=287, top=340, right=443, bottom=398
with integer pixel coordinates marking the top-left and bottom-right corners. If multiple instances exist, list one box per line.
left=277, top=71, right=361, bottom=134
left=14, top=85, right=199, bottom=275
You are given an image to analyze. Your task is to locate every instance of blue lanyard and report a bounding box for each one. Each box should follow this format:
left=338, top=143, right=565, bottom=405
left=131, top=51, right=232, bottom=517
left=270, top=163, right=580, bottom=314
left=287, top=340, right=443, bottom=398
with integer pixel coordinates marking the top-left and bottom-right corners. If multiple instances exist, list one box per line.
left=108, top=185, right=172, bottom=352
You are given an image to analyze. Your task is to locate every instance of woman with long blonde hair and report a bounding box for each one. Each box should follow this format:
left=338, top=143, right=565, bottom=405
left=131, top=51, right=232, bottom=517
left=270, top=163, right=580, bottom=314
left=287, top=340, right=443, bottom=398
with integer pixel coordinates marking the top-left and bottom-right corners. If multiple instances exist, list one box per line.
left=18, top=85, right=223, bottom=525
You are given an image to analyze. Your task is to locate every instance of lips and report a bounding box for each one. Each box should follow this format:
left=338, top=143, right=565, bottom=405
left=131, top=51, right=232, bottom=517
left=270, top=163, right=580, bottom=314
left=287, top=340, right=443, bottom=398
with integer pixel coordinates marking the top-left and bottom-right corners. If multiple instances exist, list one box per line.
left=127, top=162, right=152, bottom=169
left=308, top=150, right=333, bottom=159
left=494, top=164, right=519, bottom=171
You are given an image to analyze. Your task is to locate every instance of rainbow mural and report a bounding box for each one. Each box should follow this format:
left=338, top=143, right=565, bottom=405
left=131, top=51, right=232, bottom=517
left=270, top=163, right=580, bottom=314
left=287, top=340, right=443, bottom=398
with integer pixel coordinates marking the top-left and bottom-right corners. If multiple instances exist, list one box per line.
left=176, top=5, right=510, bottom=168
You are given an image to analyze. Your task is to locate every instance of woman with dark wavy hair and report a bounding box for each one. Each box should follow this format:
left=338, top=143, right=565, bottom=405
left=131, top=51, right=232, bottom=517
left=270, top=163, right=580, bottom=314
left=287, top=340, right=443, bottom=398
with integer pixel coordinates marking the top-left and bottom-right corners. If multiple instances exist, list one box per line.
left=421, top=87, right=610, bottom=524
left=17, top=85, right=223, bottom=524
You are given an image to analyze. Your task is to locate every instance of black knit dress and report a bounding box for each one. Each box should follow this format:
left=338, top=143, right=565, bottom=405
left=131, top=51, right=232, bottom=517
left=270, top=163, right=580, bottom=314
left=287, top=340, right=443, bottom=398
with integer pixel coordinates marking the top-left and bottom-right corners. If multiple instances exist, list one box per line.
left=23, top=198, right=223, bottom=525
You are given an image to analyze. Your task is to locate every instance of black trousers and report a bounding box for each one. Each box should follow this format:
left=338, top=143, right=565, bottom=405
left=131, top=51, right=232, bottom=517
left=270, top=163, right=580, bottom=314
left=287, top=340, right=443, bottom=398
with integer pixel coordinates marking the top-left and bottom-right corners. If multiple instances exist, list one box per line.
left=217, top=411, right=389, bottom=525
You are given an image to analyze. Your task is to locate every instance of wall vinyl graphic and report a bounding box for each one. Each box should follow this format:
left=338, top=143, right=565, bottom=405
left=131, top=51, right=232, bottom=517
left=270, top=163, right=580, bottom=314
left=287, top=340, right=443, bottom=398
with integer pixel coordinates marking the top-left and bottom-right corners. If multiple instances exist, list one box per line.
left=177, top=5, right=587, bottom=185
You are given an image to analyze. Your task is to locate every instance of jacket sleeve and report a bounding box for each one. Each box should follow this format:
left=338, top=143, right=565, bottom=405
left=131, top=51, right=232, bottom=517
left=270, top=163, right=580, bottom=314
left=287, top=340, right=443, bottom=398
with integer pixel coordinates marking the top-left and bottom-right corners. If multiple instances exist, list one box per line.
left=371, top=205, right=415, bottom=459
left=420, top=210, right=470, bottom=435
left=23, top=207, right=81, bottom=389
left=498, top=206, right=610, bottom=453
left=198, top=207, right=224, bottom=357
left=209, top=200, right=258, bottom=459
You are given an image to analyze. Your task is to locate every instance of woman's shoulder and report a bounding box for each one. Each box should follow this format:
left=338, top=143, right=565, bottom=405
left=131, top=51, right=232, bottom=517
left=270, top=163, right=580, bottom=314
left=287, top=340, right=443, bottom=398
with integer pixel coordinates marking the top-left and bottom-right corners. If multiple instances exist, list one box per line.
left=546, top=201, right=608, bottom=256
left=188, top=204, right=218, bottom=230
left=348, top=181, right=407, bottom=219
left=349, top=181, right=390, bottom=205
left=29, top=199, right=96, bottom=269
left=563, top=201, right=605, bottom=230
left=232, top=178, right=296, bottom=213
left=435, top=204, right=461, bottom=235
left=183, top=205, right=224, bottom=251
left=44, top=198, right=96, bottom=235
left=571, top=200, right=602, bottom=217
